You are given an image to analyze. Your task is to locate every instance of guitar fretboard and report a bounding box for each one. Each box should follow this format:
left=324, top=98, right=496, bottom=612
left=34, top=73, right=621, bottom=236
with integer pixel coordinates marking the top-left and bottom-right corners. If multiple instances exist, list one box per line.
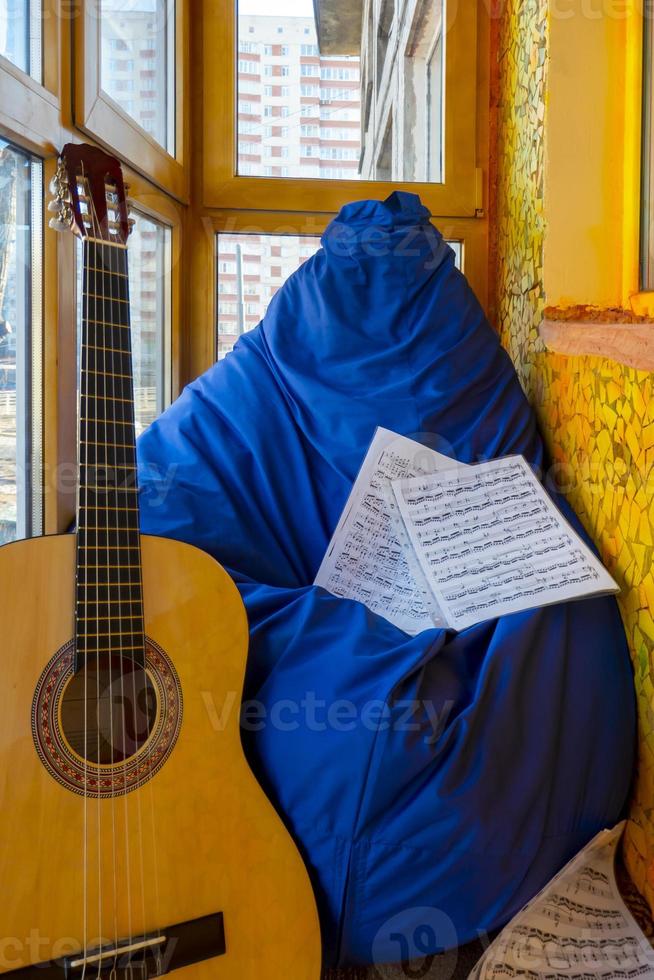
left=75, top=239, right=145, bottom=670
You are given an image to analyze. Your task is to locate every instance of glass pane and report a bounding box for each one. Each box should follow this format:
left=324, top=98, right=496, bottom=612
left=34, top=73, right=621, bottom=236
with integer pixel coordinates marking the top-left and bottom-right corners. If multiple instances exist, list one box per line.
left=236, top=0, right=445, bottom=182
left=0, top=0, right=42, bottom=80
left=0, top=140, right=41, bottom=544
left=129, top=214, right=171, bottom=434
left=216, top=232, right=461, bottom=358
left=216, top=233, right=320, bottom=359
left=76, top=213, right=171, bottom=437
left=100, top=0, right=175, bottom=154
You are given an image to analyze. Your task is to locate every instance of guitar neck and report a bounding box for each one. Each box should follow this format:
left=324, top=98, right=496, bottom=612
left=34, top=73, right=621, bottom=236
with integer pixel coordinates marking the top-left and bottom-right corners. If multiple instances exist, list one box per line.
left=75, top=238, right=145, bottom=671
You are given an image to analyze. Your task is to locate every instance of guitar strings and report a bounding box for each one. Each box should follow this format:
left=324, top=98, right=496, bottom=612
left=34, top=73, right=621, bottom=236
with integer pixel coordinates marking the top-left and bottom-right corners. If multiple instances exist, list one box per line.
left=110, top=227, right=135, bottom=975
left=116, top=224, right=150, bottom=959
left=88, top=183, right=103, bottom=980
left=80, top=199, right=89, bottom=980
left=140, top=225, right=163, bottom=963
left=102, top=228, right=119, bottom=980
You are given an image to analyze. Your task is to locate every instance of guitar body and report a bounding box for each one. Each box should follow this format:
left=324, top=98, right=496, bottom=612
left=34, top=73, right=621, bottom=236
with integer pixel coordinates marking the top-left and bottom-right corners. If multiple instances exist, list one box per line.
left=0, top=533, right=321, bottom=979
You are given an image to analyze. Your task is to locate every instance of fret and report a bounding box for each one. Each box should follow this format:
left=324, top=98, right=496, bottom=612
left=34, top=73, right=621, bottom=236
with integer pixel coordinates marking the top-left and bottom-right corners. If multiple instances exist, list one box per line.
left=86, top=266, right=128, bottom=278
left=82, top=236, right=127, bottom=250
left=80, top=630, right=145, bottom=640
left=82, top=486, right=139, bottom=494
left=76, top=586, right=143, bottom=596
left=78, top=616, right=144, bottom=623
left=81, top=564, right=145, bottom=571
left=77, top=645, right=144, bottom=654
left=79, top=505, right=139, bottom=512
left=85, top=343, right=132, bottom=357
left=79, top=462, right=137, bottom=472
left=77, top=598, right=144, bottom=606
left=84, top=318, right=130, bottom=328
left=81, top=368, right=134, bottom=381
left=81, top=440, right=135, bottom=450
left=84, top=293, right=129, bottom=304
left=80, top=393, right=134, bottom=404
left=78, top=545, right=140, bottom=555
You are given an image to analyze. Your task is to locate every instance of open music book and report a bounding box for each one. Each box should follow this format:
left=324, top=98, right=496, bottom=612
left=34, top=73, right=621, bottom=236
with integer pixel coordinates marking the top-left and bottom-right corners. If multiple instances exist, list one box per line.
left=314, top=428, right=618, bottom=634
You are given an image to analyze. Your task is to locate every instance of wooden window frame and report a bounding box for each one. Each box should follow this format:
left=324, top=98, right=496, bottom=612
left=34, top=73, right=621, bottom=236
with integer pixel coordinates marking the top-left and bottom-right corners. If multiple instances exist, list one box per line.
left=202, top=0, right=481, bottom=217
left=0, top=0, right=62, bottom=152
left=73, top=0, right=190, bottom=202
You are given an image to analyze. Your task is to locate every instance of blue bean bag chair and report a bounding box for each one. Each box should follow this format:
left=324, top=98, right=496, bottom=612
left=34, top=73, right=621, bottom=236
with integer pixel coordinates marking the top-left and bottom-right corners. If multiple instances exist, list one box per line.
left=137, top=191, right=635, bottom=968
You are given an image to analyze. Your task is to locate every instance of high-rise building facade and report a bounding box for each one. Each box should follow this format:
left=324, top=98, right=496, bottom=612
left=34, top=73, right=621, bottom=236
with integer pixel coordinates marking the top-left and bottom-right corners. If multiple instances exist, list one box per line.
left=237, top=14, right=361, bottom=182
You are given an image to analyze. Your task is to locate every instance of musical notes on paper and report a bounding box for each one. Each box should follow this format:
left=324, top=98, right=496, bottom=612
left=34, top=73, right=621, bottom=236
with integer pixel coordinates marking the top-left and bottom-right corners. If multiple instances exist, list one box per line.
left=314, top=428, right=468, bottom=635
left=469, top=823, right=654, bottom=980
left=392, top=455, right=618, bottom=632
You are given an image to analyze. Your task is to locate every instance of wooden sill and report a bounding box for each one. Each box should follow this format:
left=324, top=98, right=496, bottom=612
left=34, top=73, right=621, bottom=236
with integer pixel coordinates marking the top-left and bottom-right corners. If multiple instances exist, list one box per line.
left=539, top=319, right=654, bottom=372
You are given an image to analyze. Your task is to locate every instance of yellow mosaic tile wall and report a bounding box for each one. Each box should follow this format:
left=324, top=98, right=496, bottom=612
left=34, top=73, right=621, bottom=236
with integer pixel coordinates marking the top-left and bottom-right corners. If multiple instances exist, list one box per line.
left=494, top=0, right=654, bottom=908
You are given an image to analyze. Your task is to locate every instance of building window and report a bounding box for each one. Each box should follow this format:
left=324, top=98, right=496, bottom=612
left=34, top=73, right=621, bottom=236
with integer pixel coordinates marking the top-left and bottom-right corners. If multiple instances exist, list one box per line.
left=0, top=140, right=42, bottom=544
left=0, top=0, right=42, bottom=80
left=100, top=0, right=176, bottom=153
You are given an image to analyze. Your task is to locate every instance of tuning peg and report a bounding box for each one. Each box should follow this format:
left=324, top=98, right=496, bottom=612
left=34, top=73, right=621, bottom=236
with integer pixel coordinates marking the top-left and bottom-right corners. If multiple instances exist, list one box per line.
left=49, top=215, right=72, bottom=233
left=47, top=198, right=64, bottom=213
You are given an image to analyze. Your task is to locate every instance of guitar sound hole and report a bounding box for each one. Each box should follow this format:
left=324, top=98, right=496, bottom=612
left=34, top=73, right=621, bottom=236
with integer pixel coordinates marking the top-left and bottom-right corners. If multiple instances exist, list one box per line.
left=60, top=655, right=157, bottom=765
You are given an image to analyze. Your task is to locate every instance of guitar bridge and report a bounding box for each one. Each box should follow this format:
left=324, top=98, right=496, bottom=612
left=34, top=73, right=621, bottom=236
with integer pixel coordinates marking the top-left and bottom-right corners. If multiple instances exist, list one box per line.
left=4, top=913, right=226, bottom=980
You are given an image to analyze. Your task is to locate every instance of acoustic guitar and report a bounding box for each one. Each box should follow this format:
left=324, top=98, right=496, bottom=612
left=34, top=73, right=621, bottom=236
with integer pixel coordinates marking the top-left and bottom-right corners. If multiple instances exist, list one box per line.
left=0, top=144, right=321, bottom=980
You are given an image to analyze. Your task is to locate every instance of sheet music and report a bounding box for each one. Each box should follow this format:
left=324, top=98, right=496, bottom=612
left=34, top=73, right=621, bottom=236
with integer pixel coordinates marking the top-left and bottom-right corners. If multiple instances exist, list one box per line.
left=469, top=823, right=654, bottom=979
left=314, top=427, right=468, bottom=635
left=393, top=455, right=618, bottom=632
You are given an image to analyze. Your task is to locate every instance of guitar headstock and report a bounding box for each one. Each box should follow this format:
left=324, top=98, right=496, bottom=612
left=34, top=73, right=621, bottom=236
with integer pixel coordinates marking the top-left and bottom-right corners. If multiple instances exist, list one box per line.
left=48, top=142, right=135, bottom=244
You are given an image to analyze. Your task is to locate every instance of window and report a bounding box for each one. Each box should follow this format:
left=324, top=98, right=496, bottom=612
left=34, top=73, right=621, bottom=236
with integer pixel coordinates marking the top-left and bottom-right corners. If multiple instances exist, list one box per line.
left=124, top=214, right=172, bottom=434
left=216, top=234, right=321, bottom=359
left=426, top=37, right=444, bottom=182
left=100, top=0, right=176, bottom=154
left=0, top=0, right=42, bottom=80
left=0, top=140, right=42, bottom=544
left=235, top=0, right=443, bottom=183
